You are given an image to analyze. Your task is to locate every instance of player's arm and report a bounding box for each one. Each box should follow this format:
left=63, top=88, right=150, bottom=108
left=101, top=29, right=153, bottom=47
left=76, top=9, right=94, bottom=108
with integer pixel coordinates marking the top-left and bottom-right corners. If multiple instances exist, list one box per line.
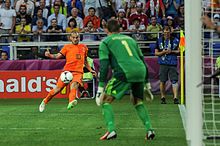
left=84, top=57, right=97, bottom=77
left=96, top=42, right=110, bottom=106
left=98, top=42, right=110, bottom=88
left=45, top=49, right=63, bottom=59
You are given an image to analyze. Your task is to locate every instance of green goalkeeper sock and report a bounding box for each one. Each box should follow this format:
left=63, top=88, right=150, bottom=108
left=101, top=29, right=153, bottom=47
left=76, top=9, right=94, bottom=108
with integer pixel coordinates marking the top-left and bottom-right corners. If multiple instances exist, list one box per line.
left=135, top=102, right=152, bottom=132
left=102, top=103, right=115, bottom=132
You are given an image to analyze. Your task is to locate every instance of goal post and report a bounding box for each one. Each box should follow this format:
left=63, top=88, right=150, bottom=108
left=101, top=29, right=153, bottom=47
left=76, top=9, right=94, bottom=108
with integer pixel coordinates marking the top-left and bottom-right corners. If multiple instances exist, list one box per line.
left=185, top=0, right=203, bottom=146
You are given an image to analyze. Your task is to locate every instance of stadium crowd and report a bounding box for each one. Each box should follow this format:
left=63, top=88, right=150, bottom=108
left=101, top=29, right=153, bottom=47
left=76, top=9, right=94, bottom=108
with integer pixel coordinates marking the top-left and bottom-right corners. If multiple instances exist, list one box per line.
left=0, top=0, right=219, bottom=60
left=0, top=0, right=185, bottom=42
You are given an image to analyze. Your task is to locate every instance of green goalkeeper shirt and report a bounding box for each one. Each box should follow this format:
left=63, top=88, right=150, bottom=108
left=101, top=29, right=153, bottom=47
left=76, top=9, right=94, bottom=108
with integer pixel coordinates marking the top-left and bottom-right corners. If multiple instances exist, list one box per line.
left=98, top=33, right=147, bottom=87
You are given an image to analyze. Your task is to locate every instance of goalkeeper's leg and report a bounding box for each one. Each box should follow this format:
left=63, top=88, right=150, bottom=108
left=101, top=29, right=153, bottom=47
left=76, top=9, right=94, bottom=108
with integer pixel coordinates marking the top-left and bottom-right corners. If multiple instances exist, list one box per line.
left=100, top=95, right=117, bottom=140
left=131, top=83, right=155, bottom=140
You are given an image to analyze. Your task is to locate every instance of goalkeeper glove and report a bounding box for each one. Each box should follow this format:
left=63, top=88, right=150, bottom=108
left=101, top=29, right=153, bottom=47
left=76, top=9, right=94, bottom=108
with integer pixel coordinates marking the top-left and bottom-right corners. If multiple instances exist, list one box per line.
left=96, top=87, right=104, bottom=106
left=144, top=82, right=154, bottom=101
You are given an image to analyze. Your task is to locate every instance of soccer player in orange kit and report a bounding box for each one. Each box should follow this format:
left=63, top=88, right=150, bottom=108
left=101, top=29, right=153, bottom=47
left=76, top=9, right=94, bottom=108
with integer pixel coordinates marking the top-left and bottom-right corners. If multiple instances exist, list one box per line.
left=39, top=31, right=96, bottom=112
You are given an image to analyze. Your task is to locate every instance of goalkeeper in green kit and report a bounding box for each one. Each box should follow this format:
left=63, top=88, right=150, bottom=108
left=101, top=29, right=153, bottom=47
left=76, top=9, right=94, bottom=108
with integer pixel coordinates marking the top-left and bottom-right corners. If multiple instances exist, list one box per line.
left=96, top=19, right=155, bottom=140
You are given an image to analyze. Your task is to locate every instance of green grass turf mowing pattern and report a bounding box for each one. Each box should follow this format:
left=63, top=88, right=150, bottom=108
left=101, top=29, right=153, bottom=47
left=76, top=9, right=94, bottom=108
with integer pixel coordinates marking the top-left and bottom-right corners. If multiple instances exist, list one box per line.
left=0, top=96, right=186, bottom=146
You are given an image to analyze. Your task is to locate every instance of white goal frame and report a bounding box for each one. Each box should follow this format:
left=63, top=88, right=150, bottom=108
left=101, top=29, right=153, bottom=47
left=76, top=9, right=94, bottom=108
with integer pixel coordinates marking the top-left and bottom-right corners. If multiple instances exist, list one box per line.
left=185, top=0, right=203, bottom=146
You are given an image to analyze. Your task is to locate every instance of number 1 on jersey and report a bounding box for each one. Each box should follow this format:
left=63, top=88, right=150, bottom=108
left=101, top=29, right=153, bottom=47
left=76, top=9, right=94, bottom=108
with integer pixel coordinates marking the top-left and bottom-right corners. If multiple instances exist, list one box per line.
left=121, top=40, right=133, bottom=56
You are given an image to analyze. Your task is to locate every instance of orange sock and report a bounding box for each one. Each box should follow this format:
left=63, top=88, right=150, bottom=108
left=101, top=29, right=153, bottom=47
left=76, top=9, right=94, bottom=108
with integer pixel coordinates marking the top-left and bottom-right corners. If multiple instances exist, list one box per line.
left=44, top=90, right=55, bottom=104
left=69, top=88, right=77, bottom=103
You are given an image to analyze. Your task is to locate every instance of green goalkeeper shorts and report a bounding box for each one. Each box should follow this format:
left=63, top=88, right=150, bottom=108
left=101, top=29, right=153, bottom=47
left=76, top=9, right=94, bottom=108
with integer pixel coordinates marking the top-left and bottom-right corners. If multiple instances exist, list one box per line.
left=105, top=77, right=144, bottom=100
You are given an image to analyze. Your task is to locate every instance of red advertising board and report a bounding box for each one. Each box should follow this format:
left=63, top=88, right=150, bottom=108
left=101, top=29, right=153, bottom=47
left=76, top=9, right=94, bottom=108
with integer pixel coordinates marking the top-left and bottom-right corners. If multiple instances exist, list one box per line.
left=0, top=70, right=70, bottom=98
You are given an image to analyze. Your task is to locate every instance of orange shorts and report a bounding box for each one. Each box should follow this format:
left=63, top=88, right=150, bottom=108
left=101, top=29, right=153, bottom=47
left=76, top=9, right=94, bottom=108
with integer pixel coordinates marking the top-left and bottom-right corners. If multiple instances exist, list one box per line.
left=57, top=72, right=83, bottom=88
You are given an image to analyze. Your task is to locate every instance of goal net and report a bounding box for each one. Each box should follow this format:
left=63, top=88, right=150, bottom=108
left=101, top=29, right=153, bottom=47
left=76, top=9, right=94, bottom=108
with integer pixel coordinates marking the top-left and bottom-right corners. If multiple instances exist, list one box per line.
left=202, top=0, right=220, bottom=145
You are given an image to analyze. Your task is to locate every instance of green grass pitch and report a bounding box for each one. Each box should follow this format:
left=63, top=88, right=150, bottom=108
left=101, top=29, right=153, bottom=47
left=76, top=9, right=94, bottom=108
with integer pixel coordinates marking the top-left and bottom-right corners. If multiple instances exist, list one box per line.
left=0, top=96, right=186, bottom=146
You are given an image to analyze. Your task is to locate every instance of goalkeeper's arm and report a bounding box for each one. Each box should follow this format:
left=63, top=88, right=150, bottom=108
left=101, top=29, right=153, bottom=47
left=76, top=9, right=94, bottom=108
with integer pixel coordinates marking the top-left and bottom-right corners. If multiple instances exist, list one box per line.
left=96, top=59, right=109, bottom=106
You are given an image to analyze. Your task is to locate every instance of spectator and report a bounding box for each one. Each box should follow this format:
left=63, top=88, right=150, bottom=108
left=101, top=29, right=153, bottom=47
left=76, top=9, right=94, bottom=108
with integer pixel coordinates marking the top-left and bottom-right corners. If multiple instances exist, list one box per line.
left=214, top=14, right=220, bottom=26
left=97, top=18, right=107, bottom=40
left=97, top=18, right=107, bottom=32
left=15, top=0, right=35, bottom=17
left=129, top=2, right=148, bottom=27
left=35, top=0, right=50, bottom=9
left=67, top=7, right=83, bottom=30
left=81, top=20, right=97, bottom=41
left=138, top=0, right=146, bottom=8
left=147, top=16, right=163, bottom=41
left=117, top=8, right=129, bottom=32
left=47, top=18, right=63, bottom=41
left=112, top=0, right=122, bottom=13
left=47, top=4, right=67, bottom=30
left=0, top=0, right=16, bottom=43
left=202, top=15, right=220, bottom=33
left=32, top=8, right=47, bottom=26
left=211, top=14, right=220, bottom=38
left=164, top=0, right=181, bottom=18
left=126, top=0, right=137, bottom=18
left=25, top=46, right=40, bottom=59
left=15, top=17, right=31, bottom=42
left=67, top=0, right=84, bottom=18
left=34, top=0, right=49, bottom=19
left=82, top=0, right=96, bottom=17
left=128, top=18, right=146, bottom=40
left=32, top=18, right=47, bottom=42
left=174, top=4, right=184, bottom=30
left=145, top=0, right=166, bottom=20
left=154, top=26, right=180, bottom=104
left=16, top=4, right=32, bottom=25
left=50, top=0, right=67, bottom=16
left=0, top=51, right=8, bottom=60
left=66, top=18, right=79, bottom=33
left=83, top=7, right=100, bottom=29
left=96, top=0, right=116, bottom=19
left=121, top=0, right=129, bottom=10
left=165, top=16, right=179, bottom=32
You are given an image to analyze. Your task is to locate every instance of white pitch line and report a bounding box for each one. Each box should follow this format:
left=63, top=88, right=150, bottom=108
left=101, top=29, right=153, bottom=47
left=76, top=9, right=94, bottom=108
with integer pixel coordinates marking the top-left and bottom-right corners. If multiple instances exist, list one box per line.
left=178, top=104, right=186, bottom=131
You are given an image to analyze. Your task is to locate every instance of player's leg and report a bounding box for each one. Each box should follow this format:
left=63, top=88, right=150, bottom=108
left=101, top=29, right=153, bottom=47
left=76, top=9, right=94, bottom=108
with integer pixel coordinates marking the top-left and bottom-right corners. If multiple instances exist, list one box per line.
left=159, top=65, right=168, bottom=104
left=131, top=82, right=155, bottom=140
left=169, top=66, right=179, bottom=104
left=39, top=78, right=66, bottom=112
left=100, top=94, right=116, bottom=140
left=100, top=78, right=130, bottom=140
left=67, top=81, right=79, bottom=109
left=67, top=73, right=83, bottom=109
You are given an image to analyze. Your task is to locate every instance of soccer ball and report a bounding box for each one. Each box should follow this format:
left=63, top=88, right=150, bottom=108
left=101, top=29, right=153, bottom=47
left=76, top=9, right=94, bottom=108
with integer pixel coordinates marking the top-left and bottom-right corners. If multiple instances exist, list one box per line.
left=60, top=71, right=73, bottom=84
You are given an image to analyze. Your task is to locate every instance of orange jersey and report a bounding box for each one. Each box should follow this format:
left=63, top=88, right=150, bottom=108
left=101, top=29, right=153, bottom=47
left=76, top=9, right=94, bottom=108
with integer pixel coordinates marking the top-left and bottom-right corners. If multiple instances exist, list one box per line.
left=60, top=44, right=88, bottom=73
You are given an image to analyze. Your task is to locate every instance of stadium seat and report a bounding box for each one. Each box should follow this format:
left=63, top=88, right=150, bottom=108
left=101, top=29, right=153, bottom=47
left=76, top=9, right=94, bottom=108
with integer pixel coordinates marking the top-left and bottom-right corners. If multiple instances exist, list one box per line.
left=77, top=57, right=96, bottom=99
